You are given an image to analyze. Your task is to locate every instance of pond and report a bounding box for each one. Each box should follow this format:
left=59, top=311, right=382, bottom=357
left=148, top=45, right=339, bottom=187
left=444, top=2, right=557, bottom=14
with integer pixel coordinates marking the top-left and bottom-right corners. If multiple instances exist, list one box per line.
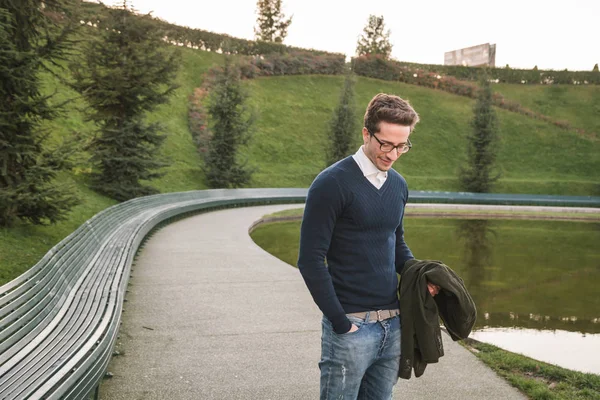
left=404, top=218, right=599, bottom=375
left=251, top=217, right=600, bottom=374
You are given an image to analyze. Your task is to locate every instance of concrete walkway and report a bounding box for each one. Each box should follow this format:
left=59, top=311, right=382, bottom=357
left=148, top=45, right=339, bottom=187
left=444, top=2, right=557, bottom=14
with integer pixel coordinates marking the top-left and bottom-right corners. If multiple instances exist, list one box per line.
left=100, top=204, right=526, bottom=400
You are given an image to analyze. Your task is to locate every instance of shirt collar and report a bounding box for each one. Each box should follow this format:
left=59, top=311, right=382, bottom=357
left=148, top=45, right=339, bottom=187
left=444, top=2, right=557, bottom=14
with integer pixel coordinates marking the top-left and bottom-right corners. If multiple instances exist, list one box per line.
left=354, top=146, right=387, bottom=178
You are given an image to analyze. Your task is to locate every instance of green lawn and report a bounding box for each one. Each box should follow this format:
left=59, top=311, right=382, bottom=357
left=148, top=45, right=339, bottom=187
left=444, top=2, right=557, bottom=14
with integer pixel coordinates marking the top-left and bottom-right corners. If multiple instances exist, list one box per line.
left=245, top=75, right=599, bottom=195
left=494, top=83, right=600, bottom=137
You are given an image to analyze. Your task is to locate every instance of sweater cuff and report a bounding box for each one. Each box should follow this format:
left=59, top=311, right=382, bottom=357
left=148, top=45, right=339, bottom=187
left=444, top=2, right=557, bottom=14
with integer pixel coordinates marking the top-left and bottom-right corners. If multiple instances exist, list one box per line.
left=331, top=314, right=352, bottom=334
left=399, top=257, right=418, bottom=275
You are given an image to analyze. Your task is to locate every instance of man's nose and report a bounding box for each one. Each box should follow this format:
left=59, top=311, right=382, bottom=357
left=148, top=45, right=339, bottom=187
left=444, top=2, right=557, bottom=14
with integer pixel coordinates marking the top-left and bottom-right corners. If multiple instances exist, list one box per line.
left=387, top=149, right=400, bottom=160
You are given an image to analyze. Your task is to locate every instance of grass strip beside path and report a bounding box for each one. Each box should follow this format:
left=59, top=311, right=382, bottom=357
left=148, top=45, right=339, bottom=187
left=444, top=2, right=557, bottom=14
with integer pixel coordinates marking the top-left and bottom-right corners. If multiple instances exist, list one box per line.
left=463, top=339, right=600, bottom=400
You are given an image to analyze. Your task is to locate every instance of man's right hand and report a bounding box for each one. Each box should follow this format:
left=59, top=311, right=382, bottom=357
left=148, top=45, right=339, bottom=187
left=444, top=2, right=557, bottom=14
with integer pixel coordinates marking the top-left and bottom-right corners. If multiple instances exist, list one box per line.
left=427, top=282, right=441, bottom=297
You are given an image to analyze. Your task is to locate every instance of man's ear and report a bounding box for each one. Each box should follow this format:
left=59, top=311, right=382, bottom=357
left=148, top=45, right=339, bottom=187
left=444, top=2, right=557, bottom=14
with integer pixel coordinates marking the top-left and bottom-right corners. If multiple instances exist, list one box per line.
left=362, top=127, right=370, bottom=144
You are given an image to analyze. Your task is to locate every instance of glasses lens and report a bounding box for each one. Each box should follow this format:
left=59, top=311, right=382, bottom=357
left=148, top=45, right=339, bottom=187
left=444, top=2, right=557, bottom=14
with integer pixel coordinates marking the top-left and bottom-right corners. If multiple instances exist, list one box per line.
left=380, top=144, right=394, bottom=152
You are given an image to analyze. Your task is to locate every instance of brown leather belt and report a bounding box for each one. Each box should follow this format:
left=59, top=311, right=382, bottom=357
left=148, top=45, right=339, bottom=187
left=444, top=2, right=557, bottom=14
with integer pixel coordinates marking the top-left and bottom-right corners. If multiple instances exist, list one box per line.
left=348, top=309, right=400, bottom=322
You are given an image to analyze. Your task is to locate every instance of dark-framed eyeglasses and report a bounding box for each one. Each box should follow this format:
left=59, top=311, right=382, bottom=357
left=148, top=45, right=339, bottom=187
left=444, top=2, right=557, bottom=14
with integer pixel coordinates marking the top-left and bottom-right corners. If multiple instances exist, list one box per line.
left=367, top=129, right=412, bottom=154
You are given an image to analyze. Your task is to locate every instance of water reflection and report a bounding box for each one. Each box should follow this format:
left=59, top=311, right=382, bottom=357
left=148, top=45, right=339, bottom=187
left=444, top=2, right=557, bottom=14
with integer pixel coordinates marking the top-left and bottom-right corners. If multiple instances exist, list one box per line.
left=405, top=218, right=600, bottom=334
left=456, top=219, right=494, bottom=307
left=480, top=312, right=600, bottom=334
left=405, top=218, right=600, bottom=371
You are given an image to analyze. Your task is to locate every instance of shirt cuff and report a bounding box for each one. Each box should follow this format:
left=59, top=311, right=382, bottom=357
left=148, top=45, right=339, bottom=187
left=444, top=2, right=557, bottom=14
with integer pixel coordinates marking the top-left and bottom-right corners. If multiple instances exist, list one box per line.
left=331, top=314, right=352, bottom=334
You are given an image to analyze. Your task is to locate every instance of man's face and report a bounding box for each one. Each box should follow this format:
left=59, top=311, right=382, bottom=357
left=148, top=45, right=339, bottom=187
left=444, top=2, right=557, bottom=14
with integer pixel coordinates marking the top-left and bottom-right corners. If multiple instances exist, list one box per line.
left=362, top=121, right=411, bottom=171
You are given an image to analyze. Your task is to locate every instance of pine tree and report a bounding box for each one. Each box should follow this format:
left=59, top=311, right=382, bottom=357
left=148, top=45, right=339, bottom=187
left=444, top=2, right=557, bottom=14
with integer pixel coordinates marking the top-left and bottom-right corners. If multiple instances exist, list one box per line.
left=70, top=1, right=179, bottom=201
left=254, top=0, right=292, bottom=43
left=326, top=72, right=357, bottom=166
left=356, top=15, right=393, bottom=58
left=593, top=63, right=599, bottom=72
left=459, top=71, right=500, bottom=193
left=0, top=1, right=80, bottom=226
left=204, top=58, right=254, bottom=188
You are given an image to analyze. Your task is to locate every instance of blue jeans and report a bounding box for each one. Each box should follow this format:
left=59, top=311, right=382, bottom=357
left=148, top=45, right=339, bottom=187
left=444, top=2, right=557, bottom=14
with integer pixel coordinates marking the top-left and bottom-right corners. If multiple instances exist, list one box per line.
left=319, top=313, right=401, bottom=400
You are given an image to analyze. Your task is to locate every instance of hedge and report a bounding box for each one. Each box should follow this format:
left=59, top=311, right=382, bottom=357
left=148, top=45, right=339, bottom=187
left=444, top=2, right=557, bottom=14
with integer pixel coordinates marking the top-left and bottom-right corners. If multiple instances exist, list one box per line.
left=379, top=59, right=600, bottom=85
left=188, top=87, right=211, bottom=154
left=238, top=53, right=345, bottom=78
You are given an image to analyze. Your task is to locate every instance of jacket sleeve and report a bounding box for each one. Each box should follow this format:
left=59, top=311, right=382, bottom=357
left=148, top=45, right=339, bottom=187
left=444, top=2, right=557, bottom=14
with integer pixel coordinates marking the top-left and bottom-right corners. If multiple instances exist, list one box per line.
left=395, top=186, right=414, bottom=275
left=297, top=172, right=351, bottom=334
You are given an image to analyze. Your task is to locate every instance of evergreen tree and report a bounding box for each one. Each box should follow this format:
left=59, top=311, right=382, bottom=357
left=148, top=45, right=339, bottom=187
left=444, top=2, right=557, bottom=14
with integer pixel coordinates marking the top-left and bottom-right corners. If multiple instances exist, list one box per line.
left=459, top=72, right=500, bottom=193
left=204, top=58, right=254, bottom=188
left=254, top=0, right=292, bottom=43
left=356, top=15, right=393, bottom=58
left=70, top=1, right=179, bottom=201
left=593, top=63, right=599, bottom=72
left=326, top=71, right=357, bottom=166
left=0, top=1, right=80, bottom=227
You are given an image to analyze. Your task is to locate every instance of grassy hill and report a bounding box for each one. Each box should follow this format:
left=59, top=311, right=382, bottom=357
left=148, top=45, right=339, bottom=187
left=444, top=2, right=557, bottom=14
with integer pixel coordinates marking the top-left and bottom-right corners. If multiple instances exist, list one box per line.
left=494, top=83, right=600, bottom=136
left=0, top=47, right=598, bottom=284
left=245, top=75, right=599, bottom=194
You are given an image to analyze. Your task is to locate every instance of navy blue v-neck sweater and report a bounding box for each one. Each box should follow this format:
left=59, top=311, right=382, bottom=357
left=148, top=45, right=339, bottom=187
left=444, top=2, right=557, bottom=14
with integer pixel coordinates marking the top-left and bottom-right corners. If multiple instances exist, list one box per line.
left=298, top=156, right=414, bottom=334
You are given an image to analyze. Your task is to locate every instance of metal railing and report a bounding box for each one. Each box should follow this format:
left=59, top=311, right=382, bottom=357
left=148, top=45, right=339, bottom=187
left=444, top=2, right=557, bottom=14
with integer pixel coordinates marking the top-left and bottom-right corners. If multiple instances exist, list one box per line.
left=0, top=189, right=305, bottom=399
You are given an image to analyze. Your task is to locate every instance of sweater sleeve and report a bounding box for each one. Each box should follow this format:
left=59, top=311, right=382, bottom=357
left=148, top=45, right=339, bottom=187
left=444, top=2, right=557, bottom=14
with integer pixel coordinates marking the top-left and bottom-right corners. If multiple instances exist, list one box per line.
left=395, top=186, right=414, bottom=275
left=297, top=172, right=352, bottom=334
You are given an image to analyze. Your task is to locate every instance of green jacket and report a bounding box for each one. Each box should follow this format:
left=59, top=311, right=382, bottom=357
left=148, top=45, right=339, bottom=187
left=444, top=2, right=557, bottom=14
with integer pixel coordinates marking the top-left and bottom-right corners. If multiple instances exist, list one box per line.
left=398, top=259, right=477, bottom=379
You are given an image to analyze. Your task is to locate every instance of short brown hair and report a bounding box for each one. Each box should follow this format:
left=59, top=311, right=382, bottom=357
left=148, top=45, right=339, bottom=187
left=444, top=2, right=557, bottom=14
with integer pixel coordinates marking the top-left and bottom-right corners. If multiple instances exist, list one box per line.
left=363, top=93, right=420, bottom=134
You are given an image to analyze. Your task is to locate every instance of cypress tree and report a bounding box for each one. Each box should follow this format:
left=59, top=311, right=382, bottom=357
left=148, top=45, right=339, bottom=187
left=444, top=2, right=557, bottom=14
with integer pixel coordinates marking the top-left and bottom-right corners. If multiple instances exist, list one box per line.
left=204, top=58, right=254, bottom=188
left=459, top=71, right=500, bottom=193
left=356, top=15, right=393, bottom=58
left=254, top=0, right=292, bottom=43
left=70, top=1, right=179, bottom=201
left=326, top=72, right=357, bottom=166
left=0, top=1, right=80, bottom=226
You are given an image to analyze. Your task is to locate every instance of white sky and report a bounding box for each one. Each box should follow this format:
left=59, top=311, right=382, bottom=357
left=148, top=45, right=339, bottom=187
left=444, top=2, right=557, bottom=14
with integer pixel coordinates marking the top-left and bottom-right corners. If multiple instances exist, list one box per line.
left=101, top=0, right=599, bottom=71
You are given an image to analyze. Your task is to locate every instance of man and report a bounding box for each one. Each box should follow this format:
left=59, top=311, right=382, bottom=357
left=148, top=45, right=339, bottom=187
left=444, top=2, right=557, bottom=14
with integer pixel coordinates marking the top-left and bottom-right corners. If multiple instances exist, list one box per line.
left=298, top=93, right=433, bottom=399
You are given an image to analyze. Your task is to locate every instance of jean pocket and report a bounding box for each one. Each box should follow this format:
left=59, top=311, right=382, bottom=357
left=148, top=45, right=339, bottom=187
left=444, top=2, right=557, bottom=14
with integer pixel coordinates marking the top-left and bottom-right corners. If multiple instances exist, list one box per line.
left=338, top=315, right=366, bottom=336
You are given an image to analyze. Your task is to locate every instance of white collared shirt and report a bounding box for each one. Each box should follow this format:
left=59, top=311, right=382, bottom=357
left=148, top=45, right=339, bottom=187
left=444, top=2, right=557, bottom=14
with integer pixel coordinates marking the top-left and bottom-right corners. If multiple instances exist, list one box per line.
left=352, top=146, right=387, bottom=189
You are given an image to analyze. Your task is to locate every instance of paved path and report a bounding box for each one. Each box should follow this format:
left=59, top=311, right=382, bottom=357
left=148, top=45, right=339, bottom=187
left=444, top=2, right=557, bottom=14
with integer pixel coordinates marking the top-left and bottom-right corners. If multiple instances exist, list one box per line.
left=100, top=204, right=526, bottom=400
